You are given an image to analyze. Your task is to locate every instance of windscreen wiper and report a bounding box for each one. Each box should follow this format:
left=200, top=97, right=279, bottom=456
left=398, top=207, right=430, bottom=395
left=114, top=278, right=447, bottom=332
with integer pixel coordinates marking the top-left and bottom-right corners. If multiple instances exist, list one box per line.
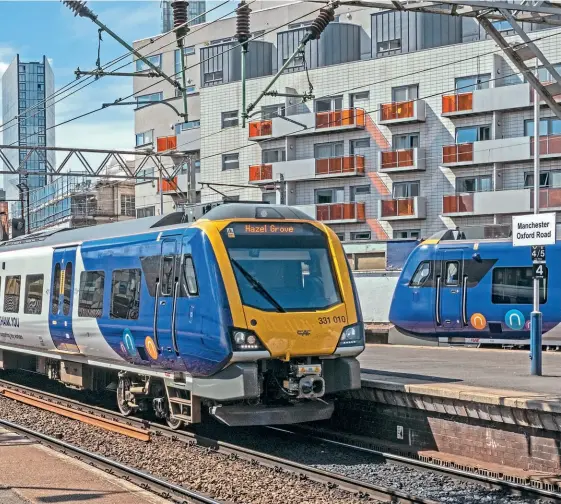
left=231, top=259, right=285, bottom=313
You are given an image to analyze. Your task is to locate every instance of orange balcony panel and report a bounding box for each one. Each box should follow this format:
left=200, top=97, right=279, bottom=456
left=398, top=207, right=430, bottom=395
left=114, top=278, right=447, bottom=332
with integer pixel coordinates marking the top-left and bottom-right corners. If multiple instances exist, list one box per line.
left=380, top=100, right=414, bottom=121
left=315, top=155, right=365, bottom=176
left=316, top=202, right=365, bottom=222
left=248, top=120, right=272, bottom=138
left=381, top=198, right=415, bottom=218
left=442, top=194, right=474, bottom=214
left=156, top=135, right=177, bottom=152
left=249, top=164, right=273, bottom=182
left=315, top=108, right=365, bottom=129
left=381, top=149, right=414, bottom=169
left=530, top=135, right=561, bottom=156
left=530, top=188, right=561, bottom=210
left=442, top=92, right=473, bottom=114
left=157, top=177, right=178, bottom=193
left=442, top=143, right=474, bottom=164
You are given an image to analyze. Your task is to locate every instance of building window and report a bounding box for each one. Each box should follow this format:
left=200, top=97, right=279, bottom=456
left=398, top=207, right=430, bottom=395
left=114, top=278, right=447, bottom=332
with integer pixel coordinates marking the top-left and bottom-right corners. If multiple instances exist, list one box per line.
left=455, top=74, right=491, bottom=93
left=110, top=269, right=141, bottom=319
left=175, top=86, right=196, bottom=97
left=121, top=195, right=135, bottom=217
left=261, top=104, right=285, bottom=120
left=203, top=71, right=223, bottom=85
left=175, top=120, right=200, bottom=134
left=315, top=187, right=344, bottom=204
left=455, top=125, right=491, bottom=144
left=38, top=74, right=44, bottom=83
left=136, top=130, right=154, bottom=147
left=524, top=170, right=561, bottom=188
left=137, top=206, right=156, bottom=218
left=135, top=54, right=162, bottom=72
left=222, top=153, right=239, bottom=170
left=262, top=148, right=285, bottom=163
left=393, top=181, right=419, bottom=199
left=19, top=64, right=25, bottom=72
left=377, top=39, right=401, bottom=55
left=78, top=271, right=104, bottom=318
left=174, top=47, right=196, bottom=74
left=3, top=276, right=20, bottom=313
left=262, top=192, right=276, bottom=204
left=63, top=263, right=73, bottom=316
left=315, top=96, right=343, bottom=113
left=19, top=82, right=25, bottom=91
left=393, top=133, right=420, bottom=150
left=394, top=229, right=421, bottom=239
left=492, top=20, right=513, bottom=31
left=314, top=141, right=344, bottom=159
left=350, top=185, right=370, bottom=202
left=24, top=274, right=44, bottom=315
left=492, top=267, right=546, bottom=304
left=534, top=63, right=561, bottom=84
left=136, top=92, right=163, bottom=107
left=136, top=167, right=155, bottom=183
left=350, top=231, right=371, bottom=241
left=335, top=232, right=345, bottom=241
left=221, top=111, right=239, bottom=129
left=350, top=91, right=369, bottom=106
left=38, top=135, right=45, bottom=144
left=524, top=118, right=561, bottom=137
left=182, top=256, right=199, bottom=296
left=456, top=175, right=492, bottom=193
left=350, top=138, right=370, bottom=154
left=392, top=84, right=418, bottom=102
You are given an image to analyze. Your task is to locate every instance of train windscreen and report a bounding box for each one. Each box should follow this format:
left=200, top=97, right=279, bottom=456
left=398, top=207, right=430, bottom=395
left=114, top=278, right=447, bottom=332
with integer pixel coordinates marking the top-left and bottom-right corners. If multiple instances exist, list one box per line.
left=220, top=222, right=341, bottom=312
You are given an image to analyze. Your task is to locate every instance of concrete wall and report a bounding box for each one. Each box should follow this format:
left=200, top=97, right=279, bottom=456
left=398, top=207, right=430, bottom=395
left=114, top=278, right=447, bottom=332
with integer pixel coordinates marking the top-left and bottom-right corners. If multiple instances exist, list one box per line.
left=353, top=270, right=400, bottom=323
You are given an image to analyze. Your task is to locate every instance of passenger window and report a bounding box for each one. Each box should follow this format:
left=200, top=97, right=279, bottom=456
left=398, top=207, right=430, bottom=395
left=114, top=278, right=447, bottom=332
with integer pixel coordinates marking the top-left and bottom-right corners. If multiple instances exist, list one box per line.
left=161, top=256, right=175, bottom=296
left=182, top=256, right=199, bottom=296
left=79, top=271, right=105, bottom=318
left=4, top=276, right=21, bottom=313
left=445, top=261, right=459, bottom=286
left=410, top=261, right=431, bottom=287
left=110, top=269, right=141, bottom=319
left=24, top=274, right=44, bottom=315
left=52, top=263, right=61, bottom=314
left=63, top=262, right=73, bottom=316
left=492, top=267, right=547, bottom=304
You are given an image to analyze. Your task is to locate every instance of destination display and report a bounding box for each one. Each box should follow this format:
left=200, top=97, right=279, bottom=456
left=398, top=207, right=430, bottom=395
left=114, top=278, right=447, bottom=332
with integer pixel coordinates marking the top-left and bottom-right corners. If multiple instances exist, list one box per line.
left=223, top=222, right=321, bottom=238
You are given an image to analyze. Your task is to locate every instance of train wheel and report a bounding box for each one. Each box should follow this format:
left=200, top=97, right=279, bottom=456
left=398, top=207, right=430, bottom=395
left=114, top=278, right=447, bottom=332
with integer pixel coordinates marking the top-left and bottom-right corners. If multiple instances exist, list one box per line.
left=117, top=377, right=134, bottom=416
left=166, top=414, right=184, bottom=430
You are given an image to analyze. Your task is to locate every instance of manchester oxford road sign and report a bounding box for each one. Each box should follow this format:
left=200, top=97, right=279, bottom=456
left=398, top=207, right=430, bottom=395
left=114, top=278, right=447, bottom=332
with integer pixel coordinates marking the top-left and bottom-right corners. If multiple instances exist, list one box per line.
left=512, top=213, right=556, bottom=247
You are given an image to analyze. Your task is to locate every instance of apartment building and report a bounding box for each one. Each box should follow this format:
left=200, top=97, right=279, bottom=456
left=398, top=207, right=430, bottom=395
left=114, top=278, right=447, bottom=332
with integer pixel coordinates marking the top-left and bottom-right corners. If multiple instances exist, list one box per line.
left=133, top=2, right=561, bottom=239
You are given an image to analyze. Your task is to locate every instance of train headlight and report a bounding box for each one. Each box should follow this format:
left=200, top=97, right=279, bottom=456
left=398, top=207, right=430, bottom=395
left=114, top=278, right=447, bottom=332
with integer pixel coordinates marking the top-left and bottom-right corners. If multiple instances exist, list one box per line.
left=229, top=328, right=265, bottom=351
left=338, top=323, right=364, bottom=347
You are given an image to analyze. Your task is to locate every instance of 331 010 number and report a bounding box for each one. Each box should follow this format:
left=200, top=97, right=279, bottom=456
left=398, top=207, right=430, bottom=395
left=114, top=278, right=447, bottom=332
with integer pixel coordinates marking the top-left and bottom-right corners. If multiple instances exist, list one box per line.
left=318, top=316, right=347, bottom=325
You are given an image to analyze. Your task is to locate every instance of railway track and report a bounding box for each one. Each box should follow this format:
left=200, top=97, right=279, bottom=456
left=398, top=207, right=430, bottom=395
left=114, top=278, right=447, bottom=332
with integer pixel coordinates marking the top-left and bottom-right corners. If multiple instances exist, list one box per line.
left=1, top=377, right=560, bottom=503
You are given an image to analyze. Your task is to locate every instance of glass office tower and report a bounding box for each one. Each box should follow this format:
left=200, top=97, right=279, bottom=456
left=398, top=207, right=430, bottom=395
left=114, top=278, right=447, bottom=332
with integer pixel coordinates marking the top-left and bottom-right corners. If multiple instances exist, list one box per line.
left=161, top=0, right=206, bottom=31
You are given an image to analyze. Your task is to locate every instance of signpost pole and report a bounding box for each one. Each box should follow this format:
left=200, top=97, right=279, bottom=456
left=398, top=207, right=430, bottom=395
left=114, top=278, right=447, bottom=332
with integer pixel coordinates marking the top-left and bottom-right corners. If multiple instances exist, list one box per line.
left=531, top=61, right=542, bottom=376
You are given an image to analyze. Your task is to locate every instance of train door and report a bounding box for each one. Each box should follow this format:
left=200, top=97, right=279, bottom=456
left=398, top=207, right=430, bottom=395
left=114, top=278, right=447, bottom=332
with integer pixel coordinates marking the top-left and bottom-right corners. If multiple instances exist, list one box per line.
left=155, top=237, right=180, bottom=361
left=436, top=250, right=466, bottom=331
left=49, top=246, right=81, bottom=353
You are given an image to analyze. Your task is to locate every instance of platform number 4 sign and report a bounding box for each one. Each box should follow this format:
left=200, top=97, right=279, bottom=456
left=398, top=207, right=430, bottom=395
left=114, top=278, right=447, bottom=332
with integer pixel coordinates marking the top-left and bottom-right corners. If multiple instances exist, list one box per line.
left=533, top=263, right=548, bottom=280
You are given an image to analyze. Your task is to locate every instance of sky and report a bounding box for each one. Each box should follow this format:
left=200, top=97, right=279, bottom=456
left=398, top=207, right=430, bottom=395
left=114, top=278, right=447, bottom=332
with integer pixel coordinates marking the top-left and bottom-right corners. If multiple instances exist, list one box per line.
left=0, top=0, right=234, bottom=154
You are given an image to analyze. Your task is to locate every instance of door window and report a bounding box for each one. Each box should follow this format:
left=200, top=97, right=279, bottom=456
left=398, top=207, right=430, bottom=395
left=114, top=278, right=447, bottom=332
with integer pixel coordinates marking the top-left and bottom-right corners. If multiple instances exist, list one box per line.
left=63, top=262, right=73, bottom=316
left=52, top=263, right=61, bottom=314
left=445, top=261, right=460, bottom=286
left=161, top=256, right=175, bottom=296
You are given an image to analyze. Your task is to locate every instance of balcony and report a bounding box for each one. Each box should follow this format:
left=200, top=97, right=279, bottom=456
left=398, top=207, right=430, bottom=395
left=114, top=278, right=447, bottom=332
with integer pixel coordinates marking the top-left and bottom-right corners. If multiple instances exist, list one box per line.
left=378, top=100, right=426, bottom=125
left=379, top=196, right=427, bottom=221
left=379, top=148, right=425, bottom=172
left=442, top=135, right=561, bottom=167
left=248, top=156, right=366, bottom=185
left=531, top=187, right=561, bottom=211
left=442, top=193, right=475, bottom=216
left=248, top=108, right=366, bottom=141
left=156, top=135, right=177, bottom=152
left=157, top=177, right=179, bottom=194
left=294, top=202, right=366, bottom=224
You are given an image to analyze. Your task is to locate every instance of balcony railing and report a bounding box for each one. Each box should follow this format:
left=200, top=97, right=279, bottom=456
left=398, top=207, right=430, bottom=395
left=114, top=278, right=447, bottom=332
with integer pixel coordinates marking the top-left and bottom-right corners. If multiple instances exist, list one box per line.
left=380, top=149, right=415, bottom=170
left=156, top=135, right=177, bottom=152
left=157, top=177, right=179, bottom=193
left=315, top=155, right=365, bottom=176
left=530, top=135, right=561, bottom=156
left=380, top=100, right=415, bottom=121
left=380, top=197, right=418, bottom=218
left=248, top=120, right=272, bottom=138
left=315, top=108, right=365, bottom=129
left=530, top=187, right=561, bottom=210
left=442, top=143, right=474, bottom=164
left=316, top=202, right=365, bottom=222
left=442, top=92, right=473, bottom=114
left=249, top=164, right=273, bottom=182
left=442, top=193, right=475, bottom=214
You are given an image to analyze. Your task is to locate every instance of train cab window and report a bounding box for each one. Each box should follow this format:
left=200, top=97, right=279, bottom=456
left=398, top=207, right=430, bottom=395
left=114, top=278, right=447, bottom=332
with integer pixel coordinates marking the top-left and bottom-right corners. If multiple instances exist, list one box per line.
left=24, top=274, right=44, bottom=315
left=161, top=256, right=175, bottom=296
left=4, top=276, right=21, bottom=313
left=492, top=267, right=547, bottom=304
left=410, top=261, right=431, bottom=287
left=445, top=261, right=460, bottom=286
left=63, top=262, right=73, bottom=316
left=110, top=269, right=141, bottom=320
left=51, top=263, right=61, bottom=314
left=78, top=271, right=105, bottom=318
left=182, top=256, right=199, bottom=296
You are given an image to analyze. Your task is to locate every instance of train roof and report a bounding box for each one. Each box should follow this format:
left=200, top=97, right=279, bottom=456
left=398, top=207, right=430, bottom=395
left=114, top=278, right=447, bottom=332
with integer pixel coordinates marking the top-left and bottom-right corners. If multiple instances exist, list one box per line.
left=199, top=203, right=313, bottom=221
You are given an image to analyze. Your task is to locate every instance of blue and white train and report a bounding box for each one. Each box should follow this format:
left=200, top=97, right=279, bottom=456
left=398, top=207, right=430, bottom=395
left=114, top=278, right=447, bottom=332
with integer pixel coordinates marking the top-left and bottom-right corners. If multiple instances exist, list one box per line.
left=0, top=204, right=364, bottom=427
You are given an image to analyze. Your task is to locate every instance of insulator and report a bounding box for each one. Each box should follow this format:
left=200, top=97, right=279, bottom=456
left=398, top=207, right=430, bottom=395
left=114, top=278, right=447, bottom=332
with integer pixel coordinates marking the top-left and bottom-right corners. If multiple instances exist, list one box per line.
left=308, top=6, right=335, bottom=40
left=236, top=1, right=251, bottom=44
left=171, top=0, right=189, bottom=28
left=61, top=0, right=93, bottom=18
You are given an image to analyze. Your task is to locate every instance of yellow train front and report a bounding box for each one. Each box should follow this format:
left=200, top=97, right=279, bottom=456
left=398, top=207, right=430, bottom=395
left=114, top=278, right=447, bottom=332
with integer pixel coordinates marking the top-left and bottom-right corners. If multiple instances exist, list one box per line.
left=196, top=204, right=364, bottom=425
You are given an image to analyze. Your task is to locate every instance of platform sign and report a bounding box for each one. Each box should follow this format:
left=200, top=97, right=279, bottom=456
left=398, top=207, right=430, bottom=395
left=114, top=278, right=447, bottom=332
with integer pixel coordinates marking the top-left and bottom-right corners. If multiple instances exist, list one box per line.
left=533, top=263, right=548, bottom=280
left=531, top=245, right=546, bottom=263
left=512, top=213, right=556, bottom=247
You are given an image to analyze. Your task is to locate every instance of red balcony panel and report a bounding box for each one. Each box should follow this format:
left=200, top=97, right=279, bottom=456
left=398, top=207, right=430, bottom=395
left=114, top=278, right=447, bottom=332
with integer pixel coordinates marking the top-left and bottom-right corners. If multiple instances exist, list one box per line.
left=442, top=194, right=474, bottom=214
left=442, top=143, right=474, bottom=164
left=442, top=92, right=473, bottom=114
left=157, top=177, right=178, bottom=193
left=530, top=188, right=561, bottom=210
left=381, top=198, right=415, bottom=218
left=380, top=100, right=414, bottom=121
left=316, top=202, right=365, bottom=222
left=315, top=155, right=365, bottom=176
left=249, top=164, right=273, bottom=182
left=530, top=135, right=561, bottom=156
left=156, top=135, right=177, bottom=152
left=315, top=108, right=365, bottom=129
left=248, top=120, right=272, bottom=138
left=381, top=149, right=414, bottom=169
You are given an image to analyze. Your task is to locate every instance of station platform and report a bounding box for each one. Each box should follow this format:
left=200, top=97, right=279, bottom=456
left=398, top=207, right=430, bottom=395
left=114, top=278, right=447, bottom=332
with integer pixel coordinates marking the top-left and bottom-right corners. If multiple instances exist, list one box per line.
left=0, top=428, right=169, bottom=504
